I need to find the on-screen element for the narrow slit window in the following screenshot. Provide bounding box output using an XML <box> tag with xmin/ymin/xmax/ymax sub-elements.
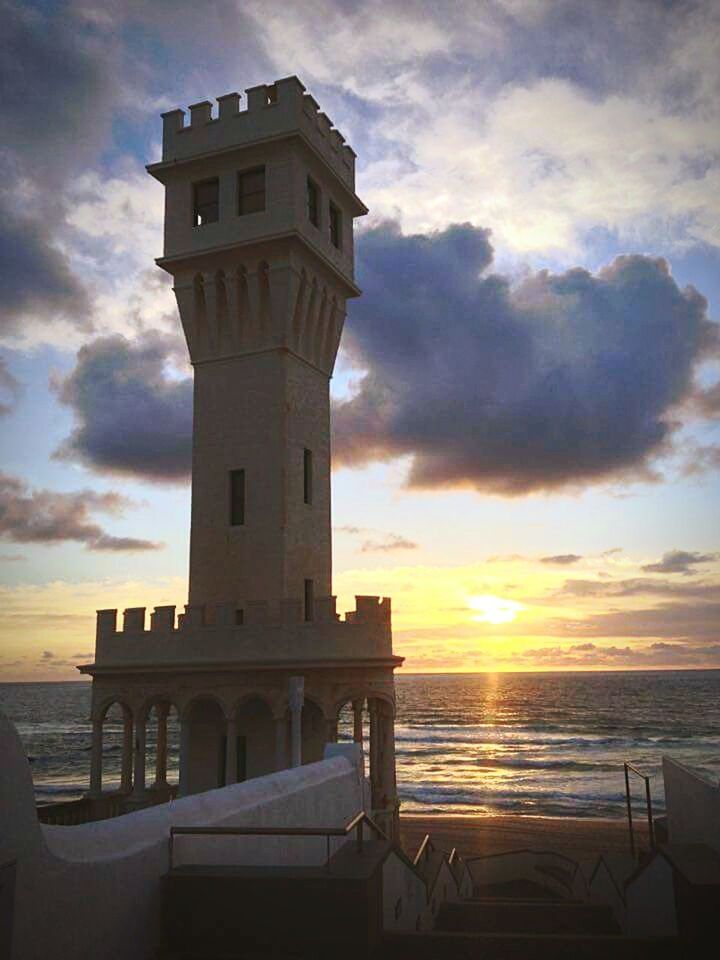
<box><xmin>303</xmin><ymin>448</ymin><xmax>313</xmax><ymax>504</ymax></box>
<box><xmin>238</xmin><ymin>166</ymin><xmax>265</xmax><ymax>215</ymax></box>
<box><xmin>304</xmin><ymin>579</ymin><xmax>314</xmax><ymax>622</ymax></box>
<box><xmin>329</xmin><ymin>201</ymin><xmax>342</xmax><ymax>249</ymax></box>
<box><xmin>193</xmin><ymin>178</ymin><xmax>219</xmax><ymax>226</ymax></box>
<box><xmin>307</xmin><ymin>177</ymin><xmax>320</xmax><ymax>227</ymax></box>
<box><xmin>229</xmin><ymin>469</ymin><xmax>245</xmax><ymax>526</ymax></box>
<box><xmin>235</xmin><ymin>608</ymin><xmax>244</xmax><ymax>626</ymax></box>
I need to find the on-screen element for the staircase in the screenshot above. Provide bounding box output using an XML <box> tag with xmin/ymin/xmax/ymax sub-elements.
<box><xmin>159</xmin><ymin>817</ymin><xmax>682</xmax><ymax>959</ymax></box>
<box><xmin>379</xmin><ymin>883</ymin><xmax>678</xmax><ymax>959</ymax></box>
<box><xmin>377</xmin><ymin>839</ymin><xmax>680</xmax><ymax>959</ymax></box>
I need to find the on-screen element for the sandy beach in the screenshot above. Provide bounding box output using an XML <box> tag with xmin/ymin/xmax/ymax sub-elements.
<box><xmin>400</xmin><ymin>814</ymin><xmax>646</xmax><ymax>862</ymax></box>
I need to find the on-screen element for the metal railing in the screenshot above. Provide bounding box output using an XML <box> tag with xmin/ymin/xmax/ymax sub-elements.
<box><xmin>168</xmin><ymin>809</ymin><xmax>387</xmax><ymax>871</ymax></box>
<box><xmin>623</xmin><ymin>761</ymin><xmax>656</xmax><ymax>858</ymax></box>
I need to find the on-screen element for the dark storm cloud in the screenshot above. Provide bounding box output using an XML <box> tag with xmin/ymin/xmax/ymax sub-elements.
<box><xmin>0</xmin><ymin>472</ymin><xmax>160</xmax><ymax>551</ymax></box>
<box><xmin>0</xmin><ymin>1</ymin><xmax>120</xmax><ymax>335</ymax></box>
<box><xmin>53</xmin><ymin>333</ymin><xmax>193</xmax><ymax>481</ymax></box>
<box><xmin>641</xmin><ymin>549</ymin><xmax>719</xmax><ymax>574</ymax></box>
<box><xmin>333</xmin><ymin>221</ymin><xmax>717</xmax><ymax>494</ymax></box>
<box><xmin>0</xmin><ymin>204</ymin><xmax>90</xmax><ymax>335</ymax></box>
<box><xmin>540</xmin><ymin>554</ymin><xmax>583</xmax><ymax>565</ymax></box>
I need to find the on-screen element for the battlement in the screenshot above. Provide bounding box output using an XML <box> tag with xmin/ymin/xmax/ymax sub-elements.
<box><xmin>91</xmin><ymin>595</ymin><xmax>393</xmax><ymax>669</ymax></box>
<box><xmin>157</xmin><ymin>76</ymin><xmax>356</xmax><ymax>191</ymax></box>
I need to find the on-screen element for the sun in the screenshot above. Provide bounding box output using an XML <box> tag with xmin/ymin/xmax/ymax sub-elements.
<box><xmin>468</xmin><ymin>594</ymin><xmax>524</xmax><ymax>625</ymax></box>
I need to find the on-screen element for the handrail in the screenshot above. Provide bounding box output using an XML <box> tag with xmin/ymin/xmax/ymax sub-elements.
<box><xmin>169</xmin><ymin>812</ymin><xmax>466</xmax><ymax>909</ymax></box>
<box><xmin>413</xmin><ymin>834</ymin><xmax>433</xmax><ymax>866</ymax></box>
<box><xmin>168</xmin><ymin>809</ymin><xmax>386</xmax><ymax>871</ymax></box>
<box><xmin>624</xmin><ymin>761</ymin><xmax>656</xmax><ymax>858</ymax></box>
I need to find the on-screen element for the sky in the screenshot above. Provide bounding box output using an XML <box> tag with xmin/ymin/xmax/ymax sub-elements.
<box><xmin>1</xmin><ymin>0</ymin><xmax>719</xmax><ymax>680</ymax></box>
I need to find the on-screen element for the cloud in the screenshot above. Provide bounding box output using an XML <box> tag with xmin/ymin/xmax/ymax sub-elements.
<box><xmin>0</xmin><ymin>1</ymin><xmax>123</xmax><ymax>338</ymax></box>
<box><xmin>0</xmin><ymin>472</ymin><xmax>160</xmax><ymax>551</ymax></box>
<box><xmin>360</xmin><ymin>534</ymin><xmax>418</xmax><ymax>553</ymax></box>
<box><xmin>53</xmin><ymin>332</ymin><xmax>193</xmax><ymax>481</ymax></box>
<box><xmin>335</xmin><ymin>525</ymin><xmax>418</xmax><ymax>552</ymax></box>
<box><xmin>641</xmin><ymin>549</ymin><xmax>719</xmax><ymax>574</ymax></box>
<box><xmin>334</xmin><ymin>221</ymin><xmax>717</xmax><ymax>494</ymax></box>
<box><xmin>0</xmin><ymin>358</ymin><xmax>21</xmax><ymax>416</ymax></box>
<box><xmin>557</xmin><ymin>577</ymin><xmax>720</xmax><ymax>601</ymax></box>
<box><xmin>511</xmin><ymin>639</ymin><xmax>720</xmax><ymax>668</ymax></box>
<box><xmin>551</xmin><ymin>602</ymin><xmax>720</xmax><ymax>641</ymax></box>
<box><xmin>540</xmin><ymin>554</ymin><xmax>583</xmax><ymax>565</ymax></box>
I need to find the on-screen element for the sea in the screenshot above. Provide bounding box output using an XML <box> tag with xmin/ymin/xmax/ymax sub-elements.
<box><xmin>2</xmin><ymin>671</ymin><xmax>719</xmax><ymax>819</ymax></box>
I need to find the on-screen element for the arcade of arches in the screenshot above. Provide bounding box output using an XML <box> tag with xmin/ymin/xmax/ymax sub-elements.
<box><xmin>88</xmin><ymin>677</ymin><xmax>397</xmax><ymax>827</ymax></box>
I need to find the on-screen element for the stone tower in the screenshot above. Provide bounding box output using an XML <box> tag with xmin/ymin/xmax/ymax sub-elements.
<box><xmin>81</xmin><ymin>78</ymin><xmax>401</xmax><ymax>839</ymax></box>
<box><xmin>156</xmin><ymin>76</ymin><xmax>365</xmax><ymax>611</ymax></box>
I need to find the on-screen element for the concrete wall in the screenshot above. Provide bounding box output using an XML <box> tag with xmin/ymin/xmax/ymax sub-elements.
<box><xmin>0</xmin><ymin>710</ymin><xmax>365</xmax><ymax>960</ymax></box>
<box><xmin>382</xmin><ymin>849</ymin><xmax>429</xmax><ymax>932</ymax></box>
<box><xmin>663</xmin><ymin>756</ymin><xmax>720</xmax><ymax>852</ymax></box>
<box><xmin>624</xmin><ymin>854</ymin><xmax>678</xmax><ymax>937</ymax></box>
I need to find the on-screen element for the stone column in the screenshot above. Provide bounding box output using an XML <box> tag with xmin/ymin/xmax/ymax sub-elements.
<box><xmin>178</xmin><ymin>716</ymin><xmax>190</xmax><ymax>797</ymax></box>
<box><xmin>369</xmin><ymin>700</ymin><xmax>380</xmax><ymax>811</ymax></box>
<box><xmin>121</xmin><ymin>711</ymin><xmax>133</xmax><ymax>792</ymax></box>
<box><xmin>89</xmin><ymin>718</ymin><xmax>103</xmax><ymax>797</ymax></box>
<box><xmin>275</xmin><ymin>715</ymin><xmax>287</xmax><ymax>772</ymax></box>
<box><xmin>225</xmin><ymin>715</ymin><xmax>238</xmax><ymax>785</ymax></box>
<box><xmin>132</xmin><ymin>709</ymin><xmax>147</xmax><ymax>799</ymax></box>
<box><xmin>379</xmin><ymin>699</ymin><xmax>399</xmax><ymax>840</ymax></box>
<box><xmin>154</xmin><ymin>703</ymin><xmax>169</xmax><ymax>787</ymax></box>
<box><xmin>289</xmin><ymin>676</ymin><xmax>304</xmax><ymax>768</ymax></box>
<box><xmin>352</xmin><ymin>699</ymin><xmax>364</xmax><ymax>745</ymax></box>
<box><xmin>325</xmin><ymin>717</ymin><xmax>338</xmax><ymax>743</ymax></box>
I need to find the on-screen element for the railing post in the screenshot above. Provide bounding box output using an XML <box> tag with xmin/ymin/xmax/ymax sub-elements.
<box><xmin>645</xmin><ymin>776</ymin><xmax>655</xmax><ymax>849</ymax></box>
<box><xmin>624</xmin><ymin>762</ymin><xmax>635</xmax><ymax>858</ymax></box>
<box><xmin>357</xmin><ymin>818</ymin><xmax>364</xmax><ymax>854</ymax></box>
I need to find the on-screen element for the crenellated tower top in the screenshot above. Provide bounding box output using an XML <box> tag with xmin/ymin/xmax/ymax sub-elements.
<box><xmin>158</xmin><ymin>76</ymin><xmax>357</xmax><ymax>189</ymax></box>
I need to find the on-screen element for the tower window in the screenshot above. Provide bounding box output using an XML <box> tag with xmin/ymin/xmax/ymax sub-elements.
<box><xmin>193</xmin><ymin>178</ymin><xmax>219</xmax><ymax>226</ymax></box>
<box><xmin>307</xmin><ymin>177</ymin><xmax>320</xmax><ymax>227</ymax></box>
<box><xmin>229</xmin><ymin>469</ymin><xmax>245</xmax><ymax>526</ymax></box>
<box><xmin>304</xmin><ymin>579</ymin><xmax>314</xmax><ymax>622</ymax></box>
<box><xmin>329</xmin><ymin>201</ymin><xmax>342</xmax><ymax>249</ymax></box>
<box><xmin>238</xmin><ymin>166</ymin><xmax>265</xmax><ymax>215</ymax></box>
<box><xmin>303</xmin><ymin>448</ymin><xmax>313</xmax><ymax>504</ymax></box>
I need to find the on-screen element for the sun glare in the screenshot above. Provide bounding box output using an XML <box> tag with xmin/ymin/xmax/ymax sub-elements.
<box><xmin>468</xmin><ymin>594</ymin><xmax>524</xmax><ymax>625</ymax></box>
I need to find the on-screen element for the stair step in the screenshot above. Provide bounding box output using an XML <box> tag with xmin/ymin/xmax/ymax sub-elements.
<box><xmin>436</xmin><ymin>899</ymin><xmax>619</xmax><ymax>935</ymax></box>
<box><xmin>378</xmin><ymin>931</ymin><xmax>680</xmax><ymax>960</ymax></box>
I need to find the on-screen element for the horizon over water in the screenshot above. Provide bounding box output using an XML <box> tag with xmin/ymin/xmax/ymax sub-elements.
<box><xmin>2</xmin><ymin>670</ymin><xmax>719</xmax><ymax>819</ymax></box>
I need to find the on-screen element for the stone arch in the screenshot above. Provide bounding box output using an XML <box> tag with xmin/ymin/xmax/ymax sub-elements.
<box><xmin>231</xmin><ymin>694</ymin><xmax>276</xmax><ymax>782</ymax></box>
<box><xmin>90</xmin><ymin>698</ymin><xmax>133</xmax><ymax>795</ymax></box>
<box><xmin>179</xmin><ymin>691</ymin><xmax>228</xmax><ymax>722</ymax></box>
<box><xmin>301</xmin><ymin>696</ymin><xmax>327</xmax><ymax>765</ymax></box>
<box><xmin>142</xmin><ymin>698</ymin><xmax>180</xmax><ymax>790</ymax></box>
<box><xmin>95</xmin><ymin>696</ymin><xmax>132</xmax><ymax>724</ymax></box>
<box><xmin>181</xmin><ymin>695</ymin><xmax>227</xmax><ymax>796</ymax></box>
<box><xmin>332</xmin><ymin>688</ymin><xmax>395</xmax><ymax>721</ymax></box>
